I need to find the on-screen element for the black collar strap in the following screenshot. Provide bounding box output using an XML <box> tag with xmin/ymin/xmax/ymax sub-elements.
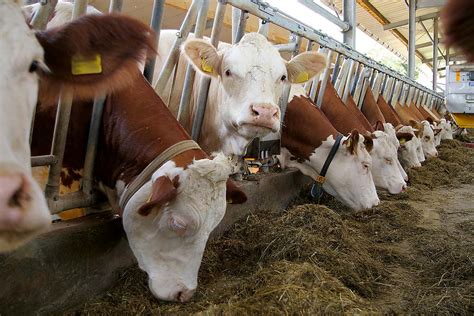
<box><xmin>310</xmin><ymin>133</ymin><xmax>344</xmax><ymax>203</ymax></box>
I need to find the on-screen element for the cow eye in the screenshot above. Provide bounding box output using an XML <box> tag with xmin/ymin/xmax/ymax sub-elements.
<box><xmin>225</xmin><ymin>69</ymin><xmax>231</xmax><ymax>77</ymax></box>
<box><xmin>29</xmin><ymin>60</ymin><xmax>38</xmax><ymax>73</ymax></box>
<box><xmin>384</xmin><ymin>158</ymin><xmax>393</xmax><ymax>164</ymax></box>
<box><xmin>280</xmin><ymin>75</ymin><xmax>287</xmax><ymax>81</ymax></box>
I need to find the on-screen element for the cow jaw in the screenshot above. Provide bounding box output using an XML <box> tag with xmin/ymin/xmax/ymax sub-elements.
<box><xmin>122</xmin><ymin>154</ymin><xmax>234</xmax><ymax>302</ymax></box>
<box><xmin>0</xmin><ymin>2</ymin><xmax>51</xmax><ymax>251</ymax></box>
<box><xmin>369</xmin><ymin>132</ymin><xmax>406</xmax><ymax>194</ymax></box>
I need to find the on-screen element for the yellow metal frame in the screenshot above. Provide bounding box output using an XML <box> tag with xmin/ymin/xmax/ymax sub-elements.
<box><xmin>451</xmin><ymin>113</ymin><xmax>474</xmax><ymax>129</ymax></box>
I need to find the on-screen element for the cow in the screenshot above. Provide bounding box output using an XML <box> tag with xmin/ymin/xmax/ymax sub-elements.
<box><xmin>408</xmin><ymin>120</ymin><xmax>438</xmax><ymax>158</ymax></box>
<box><xmin>154</xmin><ymin>30</ymin><xmax>327</xmax><ymax>155</ymax></box>
<box><xmin>437</xmin><ymin>118</ymin><xmax>454</xmax><ymax>143</ymax></box>
<box><xmin>0</xmin><ymin>1</ymin><xmax>155</xmax><ymax>251</ymax></box>
<box><xmin>395</xmin><ymin>125</ymin><xmax>421</xmax><ymax>169</ymax></box>
<box><xmin>32</xmin><ymin>68</ymin><xmax>247</xmax><ymax>303</ymax></box>
<box><xmin>316</xmin><ymin>82</ymin><xmax>406</xmax><ymax>194</ymax></box>
<box><xmin>279</xmin><ymin>86</ymin><xmax>379</xmax><ymax>210</ymax></box>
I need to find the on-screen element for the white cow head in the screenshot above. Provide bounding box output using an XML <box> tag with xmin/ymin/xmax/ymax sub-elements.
<box><xmin>367</xmin><ymin>131</ymin><xmax>406</xmax><ymax>194</ymax></box>
<box><xmin>411</xmin><ymin>121</ymin><xmax>438</xmax><ymax>159</ymax></box>
<box><xmin>0</xmin><ymin>1</ymin><xmax>51</xmax><ymax>251</ymax></box>
<box><xmin>438</xmin><ymin>118</ymin><xmax>454</xmax><ymax>141</ymax></box>
<box><xmin>183</xmin><ymin>33</ymin><xmax>326</xmax><ymax>155</ymax></box>
<box><xmin>123</xmin><ymin>154</ymin><xmax>242</xmax><ymax>302</ymax></box>
<box><xmin>280</xmin><ymin>131</ymin><xmax>379</xmax><ymax>210</ymax></box>
<box><xmin>396</xmin><ymin>126</ymin><xmax>420</xmax><ymax>169</ymax></box>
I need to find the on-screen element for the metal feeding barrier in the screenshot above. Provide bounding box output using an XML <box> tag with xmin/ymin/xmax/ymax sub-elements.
<box><xmin>29</xmin><ymin>0</ymin><xmax>444</xmax><ymax>215</ymax></box>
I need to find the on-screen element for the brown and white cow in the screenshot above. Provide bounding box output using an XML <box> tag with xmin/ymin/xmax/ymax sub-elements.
<box><xmin>279</xmin><ymin>86</ymin><xmax>379</xmax><ymax>210</ymax></box>
<box><xmin>32</xmin><ymin>71</ymin><xmax>247</xmax><ymax>302</ymax></box>
<box><xmin>316</xmin><ymin>82</ymin><xmax>407</xmax><ymax>194</ymax></box>
<box><xmin>0</xmin><ymin>1</ymin><xmax>154</xmax><ymax>252</ymax></box>
<box><xmin>155</xmin><ymin>30</ymin><xmax>327</xmax><ymax>155</ymax></box>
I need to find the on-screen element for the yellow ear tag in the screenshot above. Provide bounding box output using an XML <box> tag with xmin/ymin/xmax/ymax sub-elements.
<box><xmin>201</xmin><ymin>57</ymin><xmax>214</xmax><ymax>73</ymax></box>
<box><xmin>71</xmin><ymin>54</ymin><xmax>102</xmax><ymax>75</ymax></box>
<box><xmin>294</xmin><ymin>71</ymin><xmax>309</xmax><ymax>83</ymax></box>
<box><xmin>399</xmin><ymin>138</ymin><xmax>406</xmax><ymax>145</ymax></box>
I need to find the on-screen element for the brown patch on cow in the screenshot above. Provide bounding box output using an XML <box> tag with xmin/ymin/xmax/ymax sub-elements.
<box><xmin>408</xmin><ymin>120</ymin><xmax>423</xmax><ymax>137</ymax></box>
<box><xmin>377</xmin><ymin>96</ymin><xmax>402</xmax><ymax>126</ymax></box>
<box><xmin>282</xmin><ymin>96</ymin><xmax>339</xmax><ymax>160</ymax></box>
<box><xmin>343</xmin><ymin>130</ymin><xmax>360</xmax><ymax>155</ymax></box>
<box><xmin>426</xmin><ymin>117</ymin><xmax>434</xmax><ymax>125</ymax></box>
<box><xmin>60</xmin><ymin>168</ymin><xmax>82</xmax><ymax>188</ymax></box>
<box><xmin>137</xmin><ymin>175</ymin><xmax>179</xmax><ymax>216</ymax></box>
<box><xmin>442</xmin><ymin>0</ymin><xmax>474</xmax><ymax>62</ymax></box>
<box><xmin>396</xmin><ymin>132</ymin><xmax>414</xmax><ymax>143</ymax></box>
<box><xmin>35</xmin><ymin>14</ymin><xmax>156</xmax><ymax>104</ymax></box>
<box><xmin>363</xmin><ymin>133</ymin><xmax>374</xmax><ymax>153</ymax></box>
<box><xmin>320</xmin><ymin>80</ymin><xmax>374</xmax><ymax>134</ymax></box>
<box><xmin>362</xmin><ymin>87</ymin><xmax>386</xmax><ymax>126</ymax></box>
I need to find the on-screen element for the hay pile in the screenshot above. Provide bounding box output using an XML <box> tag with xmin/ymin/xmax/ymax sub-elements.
<box><xmin>72</xmin><ymin>140</ymin><xmax>473</xmax><ymax>315</ymax></box>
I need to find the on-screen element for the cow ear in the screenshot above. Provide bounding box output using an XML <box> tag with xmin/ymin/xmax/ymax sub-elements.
<box><xmin>287</xmin><ymin>52</ymin><xmax>326</xmax><ymax>84</ymax></box>
<box><xmin>396</xmin><ymin>132</ymin><xmax>414</xmax><ymax>145</ymax></box>
<box><xmin>343</xmin><ymin>130</ymin><xmax>360</xmax><ymax>155</ymax></box>
<box><xmin>35</xmin><ymin>14</ymin><xmax>156</xmax><ymax>104</ymax></box>
<box><xmin>373</xmin><ymin>121</ymin><xmax>384</xmax><ymax>131</ymax></box>
<box><xmin>226</xmin><ymin>178</ymin><xmax>247</xmax><ymax>204</ymax></box>
<box><xmin>182</xmin><ymin>38</ymin><xmax>221</xmax><ymax>77</ymax></box>
<box><xmin>137</xmin><ymin>175</ymin><xmax>180</xmax><ymax>216</ymax></box>
<box><xmin>364</xmin><ymin>133</ymin><xmax>374</xmax><ymax>153</ymax></box>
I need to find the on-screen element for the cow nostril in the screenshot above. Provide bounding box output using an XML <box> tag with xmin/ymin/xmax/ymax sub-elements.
<box><xmin>251</xmin><ymin>107</ymin><xmax>259</xmax><ymax>117</ymax></box>
<box><xmin>176</xmin><ymin>291</ymin><xmax>183</xmax><ymax>302</ymax></box>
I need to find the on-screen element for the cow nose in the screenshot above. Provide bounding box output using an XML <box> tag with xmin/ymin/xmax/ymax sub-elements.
<box><xmin>250</xmin><ymin>104</ymin><xmax>279</xmax><ymax>129</ymax></box>
<box><xmin>0</xmin><ymin>174</ymin><xmax>27</xmax><ymax>228</ymax></box>
<box><xmin>175</xmin><ymin>288</ymin><xmax>196</xmax><ymax>303</ymax></box>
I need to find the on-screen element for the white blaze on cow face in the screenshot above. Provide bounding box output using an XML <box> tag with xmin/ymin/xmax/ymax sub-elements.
<box><xmin>396</xmin><ymin>126</ymin><xmax>421</xmax><ymax>169</ymax></box>
<box><xmin>122</xmin><ymin>153</ymin><xmax>236</xmax><ymax>302</ymax></box>
<box><xmin>0</xmin><ymin>1</ymin><xmax>51</xmax><ymax>252</ymax></box>
<box><xmin>419</xmin><ymin>121</ymin><xmax>438</xmax><ymax>158</ymax></box>
<box><xmin>369</xmin><ymin>131</ymin><xmax>406</xmax><ymax>194</ymax></box>
<box><xmin>280</xmin><ymin>134</ymin><xmax>379</xmax><ymax>210</ymax></box>
<box><xmin>183</xmin><ymin>33</ymin><xmax>326</xmax><ymax>155</ymax></box>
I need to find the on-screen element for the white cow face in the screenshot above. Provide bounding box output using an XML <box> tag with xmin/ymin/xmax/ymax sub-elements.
<box><xmin>438</xmin><ymin>119</ymin><xmax>454</xmax><ymax>141</ymax></box>
<box><xmin>382</xmin><ymin>123</ymin><xmax>399</xmax><ymax>148</ymax></box>
<box><xmin>368</xmin><ymin>131</ymin><xmax>406</xmax><ymax>194</ymax></box>
<box><xmin>183</xmin><ymin>33</ymin><xmax>326</xmax><ymax>154</ymax></box>
<box><xmin>281</xmin><ymin>131</ymin><xmax>379</xmax><ymax>210</ymax></box>
<box><xmin>123</xmin><ymin>154</ymin><xmax>237</xmax><ymax>302</ymax></box>
<box><xmin>0</xmin><ymin>1</ymin><xmax>50</xmax><ymax>251</ymax></box>
<box><xmin>419</xmin><ymin>121</ymin><xmax>438</xmax><ymax>158</ymax></box>
<box><xmin>396</xmin><ymin>127</ymin><xmax>420</xmax><ymax>169</ymax></box>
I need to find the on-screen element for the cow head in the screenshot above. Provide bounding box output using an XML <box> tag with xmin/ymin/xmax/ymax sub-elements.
<box><xmin>123</xmin><ymin>153</ymin><xmax>246</xmax><ymax>302</ymax></box>
<box><xmin>183</xmin><ymin>33</ymin><xmax>326</xmax><ymax>155</ymax></box>
<box><xmin>438</xmin><ymin>118</ymin><xmax>454</xmax><ymax>141</ymax></box>
<box><xmin>0</xmin><ymin>1</ymin><xmax>51</xmax><ymax>251</ymax></box>
<box><xmin>395</xmin><ymin>126</ymin><xmax>420</xmax><ymax>169</ymax></box>
<box><xmin>411</xmin><ymin>121</ymin><xmax>438</xmax><ymax>158</ymax></box>
<box><xmin>366</xmin><ymin>131</ymin><xmax>406</xmax><ymax>194</ymax></box>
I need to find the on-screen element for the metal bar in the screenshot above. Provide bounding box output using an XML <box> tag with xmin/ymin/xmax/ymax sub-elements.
<box><xmin>298</xmin><ymin>0</ymin><xmax>350</xmax><ymax>31</ymax></box>
<box><xmin>390</xmin><ymin>81</ymin><xmax>402</xmax><ymax>106</ymax></box>
<box><xmin>48</xmin><ymin>191</ymin><xmax>101</xmax><ymax>215</ymax></box>
<box><xmin>177</xmin><ymin>0</ymin><xmax>211</xmax><ymax>124</ymax></box>
<box><xmin>232</xmin><ymin>7</ymin><xmax>241</xmax><ymax>43</ymax></box>
<box><xmin>304</xmin><ymin>40</ymin><xmax>315</xmax><ymax>93</ymax></box>
<box><xmin>31</xmin><ymin>155</ymin><xmax>57</xmax><ymax>167</ymax></box>
<box><xmin>72</xmin><ymin>0</ymin><xmax>88</xmax><ymax>18</ymax></box>
<box><xmin>31</xmin><ymin>0</ymin><xmax>58</xmax><ymax>29</ymax></box>
<box><xmin>258</xmin><ymin>19</ymin><xmax>269</xmax><ymax>37</ymax></box>
<box><xmin>234</xmin><ymin>9</ymin><xmax>248</xmax><ymax>43</ymax></box>
<box><xmin>358</xmin><ymin>68</ymin><xmax>373</xmax><ymax>108</ymax></box>
<box><xmin>315</xmin><ymin>50</ymin><xmax>334</xmax><ymax>107</ymax></box>
<box><xmin>331</xmin><ymin>53</ymin><xmax>342</xmax><ymax>85</ymax></box>
<box><xmin>408</xmin><ymin>0</ymin><xmax>416</xmax><ymax>79</ymax></box>
<box><xmin>353</xmin><ymin>67</ymin><xmax>370</xmax><ymax>107</ymax></box>
<box><xmin>279</xmin><ymin>34</ymin><xmax>301</xmax><ymax>122</ymax></box>
<box><xmin>335</xmin><ymin>58</ymin><xmax>350</xmax><ymax>97</ymax></box>
<box><xmin>343</xmin><ymin>0</ymin><xmax>355</xmax><ymax>47</ymax></box>
<box><xmin>342</xmin><ymin>59</ymin><xmax>355</xmax><ymax>103</ymax></box>
<box><xmin>416</xmin><ymin>39</ymin><xmax>444</xmax><ymax>49</ymax></box>
<box><xmin>371</xmin><ymin>71</ymin><xmax>383</xmax><ymax>100</ymax></box>
<box><xmin>309</xmin><ymin>47</ymin><xmax>327</xmax><ymax>101</ymax></box>
<box><xmin>406</xmin><ymin>86</ymin><xmax>415</xmax><ymax>106</ymax></box>
<box><xmin>419</xmin><ymin>20</ymin><xmax>445</xmax><ymax>60</ymax></box>
<box><xmin>350</xmin><ymin>62</ymin><xmax>362</xmax><ymax>96</ymax></box>
<box><xmin>224</xmin><ymin>0</ymin><xmax>442</xmax><ymax>100</ymax></box>
<box><xmin>383</xmin><ymin>12</ymin><xmax>439</xmax><ymax>31</ymax></box>
<box><xmin>191</xmin><ymin>0</ymin><xmax>226</xmax><ymax>141</ymax></box>
<box><xmin>275</xmin><ymin>42</ymin><xmax>298</xmax><ymax>52</ymax></box>
<box><xmin>382</xmin><ymin>77</ymin><xmax>393</xmax><ymax>101</ymax></box>
<box><xmin>417</xmin><ymin>0</ymin><xmax>446</xmax><ymax>8</ymax></box>
<box><xmin>433</xmin><ymin>17</ymin><xmax>439</xmax><ymax>92</ymax></box>
<box><xmin>108</xmin><ymin>0</ymin><xmax>123</xmax><ymax>12</ymax></box>
<box><xmin>154</xmin><ymin>0</ymin><xmax>200</xmax><ymax>95</ymax></box>
<box><xmin>143</xmin><ymin>0</ymin><xmax>165</xmax><ymax>83</ymax></box>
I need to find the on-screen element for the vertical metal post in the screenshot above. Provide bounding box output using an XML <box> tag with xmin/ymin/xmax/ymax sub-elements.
<box><xmin>191</xmin><ymin>0</ymin><xmax>226</xmax><ymax>141</ymax></box>
<box><xmin>309</xmin><ymin>47</ymin><xmax>327</xmax><ymax>101</ymax></box>
<box><xmin>316</xmin><ymin>50</ymin><xmax>334</xmax><ymax>107</ymax></box>
<box><xmin>343</xmin><ymin>0</ymin><xmax>356</xmax><ymax>47</ymax></box>
<box><xmin>358</xmin><ymin>68</ymin><xmax>374</xmax><ymax>108</ymax></box>
<box><xmin>155</xmin><ymin>0</ymin><xmax>200</xmax><ymax>95</ymax></box>
<box><xmin>31</xmin><ymin>0</ymin><xmax>58</xmax><ymax>29</ymax></box>
<box><xmin>279</xmin><ymin>34</ymin><xmax>301</xmax><ymax>121</ymax></box>
<box><xmin>382</xmin><ymin>77</ymin><xmax>393</xmax><ymax>101</ymax></box>
<box><xmin>335</xmin><ymin>58</ymin><xmax>350</xmax><ymax>97</ymax></box>
<box><xmin>408</xmin><ymin>0</ymin><xmax>416</xmax><ymax>79</ymax></box>
<box><xmin>72</xmin><ymin>0</ymin><xmax>88</xmax><ymax>18</ymax></box>
<box><xmin>342</xmin><ymin>59</ymin><xmax>355</xmax><ymax>103</ymax></box>
<box><xmin>232</xmin><ymin>7</ymin><xmax>241</xmax><ymax>43</ymax></box>
<box><xmin>432</xmin><ymin>17</ymin><xmax>438</xmax><ymax>92</ymax></box>
<box><xmin>331</xmin><ymin>53</ymin><xmax>342</xmax><ymax>85</ymax></box>
<box><xmin>108</xmin><ymin>0</ymin><xmax>123</xmax><ymax>12</ymax></box>
<box><xmin>177</xmin><ymin>0</ymin><xmax>211</xmax><ymax>124</ymax></box>
<box><xmin>304</xmin><ymin>40</ymin><xmax>315</xmax><ymax>93</ymax></box>
<box><xmin>234</xmin><ymin>9</ymin><xmax>248</xmax><ymax>43</ymax></box>
<box><xmin>143</xmin><ymin>0</ymin><xmax>165</xmax><ymax>83</ymax></box>
<box><xmin>258</xmin><ymin>19</ymin><xmax>269</xmax><ymax>37</ymax></box>
<box><xmin>350</xmin><ymin>62</ymin><xmax>362</xmax><ymax>96</ymax></box>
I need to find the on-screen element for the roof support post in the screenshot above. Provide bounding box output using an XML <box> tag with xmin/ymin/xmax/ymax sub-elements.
<box><xmin>433</xmin><ymin>17</ymin><xmax>439</xmax><ymax>91</ymax></box>
<box><xmin>343</xmin><ymin>0</ymin><xmax>356</xmax><ymax>48</ymax></box>
<box><xmin>408</xmin><ymin>0</ymin><xmax>416</xmax><ymax>79</ymax></box>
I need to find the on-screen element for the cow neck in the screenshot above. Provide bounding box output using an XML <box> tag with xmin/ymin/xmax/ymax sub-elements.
<box><xmin>377</xmin><ymin>95</ymin><xmax>402</xmax><ymax>126</ymax></box>
<box><xmin>361</xmin><ymin>87</ymin><xmax>386</xmax><ymax>126</ymax></box>
<box><xmin>282</xmin><ymin>96</ymin><xmax>338</xmax><ymax>160</ymax></box>
<box><xmin>320</xmin><ymin>80</ymin><xmax>373</xmax><ymax>134</ymax></box>
<box><xmin>95</xmin><ymin>74</ymin><xmax>207</xmax><ymax>188</ymax></box>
